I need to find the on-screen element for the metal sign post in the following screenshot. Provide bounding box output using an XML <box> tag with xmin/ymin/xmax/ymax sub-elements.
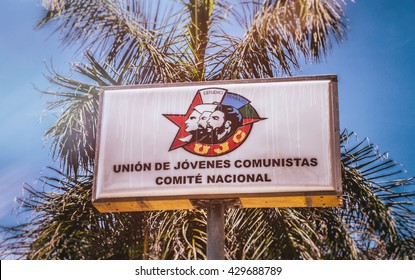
<box><xmin>207</xmin><ymin>200</ymin><xmax>225</xmax><ymax>260</ymax></box>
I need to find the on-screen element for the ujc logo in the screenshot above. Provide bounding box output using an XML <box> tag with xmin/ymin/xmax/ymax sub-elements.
<box><xmin>164</xmin><ymin>88</ymin><xmax>265</xmax><ymax>157</ymax></box>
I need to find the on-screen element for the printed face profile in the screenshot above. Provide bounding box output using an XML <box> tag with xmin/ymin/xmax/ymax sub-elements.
<box><xmin>198</xmin><ymin>111</ymin><xmax>212</xmax><ymax>130</ymax></box>
<box><xmin>184</xmin><ymin>110</ymin><xmax>201</xmax><ymax>132</ymax></box>
<box><xmin>179</xmin><ymin>104</ymin><xmax>218</xmax><ymax>143</ymax></box>
<box><xmin>207</xmin><ymin>110</ymin><xmax>225</xmax><ymax>132</ymax></box>
<box><xmin>165</xmin><ymin>88</ymin><xmax>263</xmax><ymax>156</ymax></box>
<box><xmin>203</xmin><ymin>104</ymin><xmax>242</xmax><ymax>144</ymax></box>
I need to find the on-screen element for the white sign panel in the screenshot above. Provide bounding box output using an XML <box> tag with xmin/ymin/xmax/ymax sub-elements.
<box><xmin>93</xmin><ymin>76</ymin><xmax>341</xmax><ymax>211</ymax></box>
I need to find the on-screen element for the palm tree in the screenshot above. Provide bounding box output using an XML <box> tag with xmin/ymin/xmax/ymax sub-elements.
<box><xmin>1</xmin><ymin>0</ymin><xmax>414</xmax><ymax>259</ymax></box>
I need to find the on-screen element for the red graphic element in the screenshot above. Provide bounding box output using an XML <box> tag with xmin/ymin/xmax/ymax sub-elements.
<box><xmin>164</xmin><ymin>90</ymin><xmax>264</xmax><ymax>157</ymax></box>
<box><xmin>185</xmin><ymin>125</ymin><xmax>252</xmax><ymax>157</ymax></box>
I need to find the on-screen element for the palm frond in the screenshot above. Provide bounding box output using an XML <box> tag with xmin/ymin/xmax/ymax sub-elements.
<box><xmin>38</xmin><ymin>0</ymin><xmax>189</xmax><ymax>83</ymax></box>
<box><xmin>217</xmin><ymin>0</ymin><xmax>348</xmax><ymax>79</ymax></box>
<box><xmin>41</xmin><ymin>63</ymin><xmax>99</xmax><ymax>177</ymax></box>
<box><xmin>147</xmin><ymin>210</ymin><xmax>207</xmax><ymax>260</ymax></box>
<box><xmin>0</xmin><ymin>167</ymin><xmax>148</xmax><ymax>259</ymax></box>
<box><xmin>340</xmin><ymin>130</ymin><xmax>415</xmax><ymax>258</ymax></box>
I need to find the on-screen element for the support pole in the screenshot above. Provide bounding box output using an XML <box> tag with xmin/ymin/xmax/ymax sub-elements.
<box><xmin>207</xmin><ymin>200</ymin><xmax>225</xmax><ymax>260</ymax></box>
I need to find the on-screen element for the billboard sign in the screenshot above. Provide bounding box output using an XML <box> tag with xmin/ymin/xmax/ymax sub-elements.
<box><xmin>92</xmin><ymin>76</ymin><xmax>342</xmax><ymax>212</ymax></box>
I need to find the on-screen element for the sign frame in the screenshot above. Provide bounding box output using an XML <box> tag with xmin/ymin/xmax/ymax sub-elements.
<box><xmin>92</xmin><ymin>75</ymin><xmax>342</xmax><ymax>212</ymax></box>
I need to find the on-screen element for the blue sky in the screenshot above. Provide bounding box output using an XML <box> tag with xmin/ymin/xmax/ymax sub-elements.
<box><xmin>0</xmin><ymin>0</ymin><xmax>414</xmax><ymax>228</ymax></box>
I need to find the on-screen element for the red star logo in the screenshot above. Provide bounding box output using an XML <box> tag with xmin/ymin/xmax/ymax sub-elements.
<box><xmin>164</xmin><ymin>89</ymin><xmax>265</xmax><ymax>156</ymax></box>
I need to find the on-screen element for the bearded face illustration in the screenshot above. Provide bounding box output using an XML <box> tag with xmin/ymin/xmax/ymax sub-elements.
<box><xmin>164</xmin><ymin>88</ymin><xmax>264</xmax><ymax>156</ymax></box>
